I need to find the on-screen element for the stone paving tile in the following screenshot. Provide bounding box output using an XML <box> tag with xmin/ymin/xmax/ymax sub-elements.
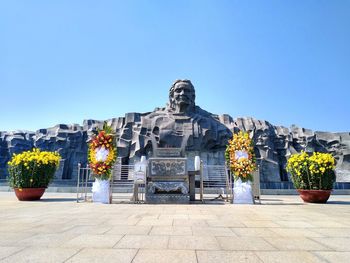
<box><xmin>2</xmin><ymin>193</ymin><xmax>350</xmax><ymax>262</ymax></box>
<box><xmin>149</xmin><ymin>226</ymin><xmax>192</xmax><ymax>236</ymax></box>
<box><xmin>308</xmin><ymin>220</ymin><xmax>349</xmax><ymax>228</ymax></box>
<box><xmin>62</xmin><ymin>234</ymin><xmax>123</xmax><ymax>248</ymax></box>
<box><xmin>105</xmin><ymin>225</ymin><xmax>152</xmax><ymax>235</ymax></box>
<box><xmin>128</xmin><ymin>214</ymin><xmax>159</xmax><ymax>220</ymax></box>
<box><xmin>274</xmin><ymin>220</ymin><xmax>316</xmax><ymax>228</ymax></box>
<box><xmin>311</xmin><ymin>237</ymin><xmax>350</xmax><ymax>251</ymax></box>
<box><xmin>217</xmin><ymin>237</ymin><xmax>276</xmax><ymax>251</ymax></box>
<box><xmin>67</xmin><ymin>218</ymin><xmax>107</xmax><ymax>225</ymax></box>
<box><xmin>310</xmin><ymin>227</ymin><xmax>350</xmax><ymax>237</ymax></box>
<box><xmin>0</xmin><ymin>246</ymin><xmax>25</xmax><ymax>261</ymax></box>
<box><xmin>24</xmin><ymin>223</ymin><xmax>75</xmax><ymax>234</ymax></box>
<box><xmin>269</xmin><ymin>228</ymin><xmax>325</xmax><ymax>238</ymax></box>
<box><xmin>231</xmin><ymin>228</ymin><xmax>280</xmax><ymax>237</ymax></box>
<box><xmin>15</xmin><ymin>233</ymin><xmax>77</xmax><ymax>248</ymax></box>
<box><xmin>63</xmin><ymin>225</ymin><xmax>112</xmax><ymax>235</ymax></box>
<box><xmin>188</xmin><ymin>214</ymin><xmax>218</xmax><ymax>220</ymax></box>
<box><xmin>2</xmin><ymin>247</ymin><xmax>80</xmax><ymax>263</ymax></box>
<box><xmin>263</xmin><ymin>237</ymin><xmax>331</xmax><ymax>251</ymax></box>
<box><xmin>192</xmin><ymin>226</ymin><xmax>237</xmax><ymax>237</ymax></box>
<box><xmin>67</xmin><ymin>248</ymin><xmax>137</xmax><ymax>263</ymax></box>
<box><xmin>173</xmin><ymin>219</ymin><xmax>208</xmax><ymax>227</ymax></box>
<box><xmin>0</xmin><ymin>232</ymin><xmax>34</xmax><ymax>246</ymax></box>
<box><xmin>241</xmin><ymin>220</ymin><xmax>281</xmax><ymax>228</ymax></box>
<box><xmin>313</xmin><ymin>251</ymin><xmax>350</xmax><ymax>263</ymax></box>
<box><xmin>168</xmin><ymin>236</ymin><xmax>220</xmax><ymax>250</ymax></box>
<box><xmin>34</xmin><ymin>217</ymin><xmax>74</xmax><ymax>225</ymax></box>
<box><xmin>255</xmin><ymin>251</ymin><xmax>325</xmax><ymax>263</ymax></box>
<box><xmin>104</xmin><ymin>218</ymin><xmax>141</xmax><ymax>226</ymax></box>
<box><xmin>196</xmin><ymin>250</ymin><xmax>262</xmax><ymax>263</ymax></box>
<box><xmin>206</xmin><ymin>219</ymin><xmax>245</xmax><ymax>228</ymax></box>
<box><xmin>0</xmin><ymin>223</ymin><xmax>33</xmax><ymax>233</ymax></box>
<box><xmin>137</xmin><ymin>218</ymin><xmax>173</xmax><ymax>226</ymax></box>
<box><xmin>133</xmin><ymin>249</ymin><xmax>197</xmax><ymax>263</ymax></box>
<box><xmin>158</xmin><ymin>214</ymin><xmax>189</xmax><ymax>220</ymax></box>
<box><xmin>115</xmin><ymin>235</ymin><xmax>169</xmax><ymax>249</ymax></box>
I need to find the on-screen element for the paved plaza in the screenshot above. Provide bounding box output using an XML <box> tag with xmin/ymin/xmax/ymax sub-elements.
<box><xmin>0</xmin><ymin>192</ymin><xmax>350</xmax><ymax>263</ymax></box>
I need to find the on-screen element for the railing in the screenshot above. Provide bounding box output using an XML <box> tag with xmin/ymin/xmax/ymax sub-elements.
<box><xmin>200</xmin><ymin>164</ymin><xmax>233</xmax><ymax>202</ymax></box>
<box><xmin>76</xmin><ymin>163</ymin><xmax>145</xmax><ymax>203</ymax></box>
<box><xmin>252</xmin><ymin>167</ymin><xmax>261</xmax><ymax>204</ymax></box>
<box><xmin>110</xmin><ymin>164</ymin><xmax>145</xmax><ymax>203</ymax></box>
<box><xmin>77</xmin><ymin>162</ymin><xmax>260</xmax><ymax>204</ymax></box>
<box><xmin>76</xmin><ymin>163</ymin><xmax>93</xmax><ymax>202</ymax></box>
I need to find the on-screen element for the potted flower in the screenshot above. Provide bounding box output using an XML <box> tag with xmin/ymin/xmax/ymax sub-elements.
<box><xmin>7</xmin><ymin>148</ymin><xmax>61</xmax><ymax>201</ymax></box>
<box><xmin>226</xmin><ymin>131</ymin><xmax>257</xmax><ymax>204</ymax></box>
<box><xmin>88</xmin><ymin>123</ymin><xmax>117</xmax><ymax>204</ymax></box>
<box><xmin>286</xmin><ymin>151</ymin><xmax>336</xmax><ymax>203</ymax></box>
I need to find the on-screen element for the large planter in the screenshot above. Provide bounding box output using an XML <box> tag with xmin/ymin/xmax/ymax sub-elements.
<box><xmin>14</xmin><ymin>188</ymin><xmax>46</xmax><ymax>201</ymax></box>
<box><xmin>297</xmin><ymin>189</ymin><xmax>332</xmax><ymax>203</ymax></box>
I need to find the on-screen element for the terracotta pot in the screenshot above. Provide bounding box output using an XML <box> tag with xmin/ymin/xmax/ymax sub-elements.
<box><xmin>297</xmin><ymin>189</ymin><xmax>332</xmax><ymax>203</ymax></box>
<box><xmin>14</xmin><ymin>188</ymin><xmax>46</xmax><ymax>201</ymax></box>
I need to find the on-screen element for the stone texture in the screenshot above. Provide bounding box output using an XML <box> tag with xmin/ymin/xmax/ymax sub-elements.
<box><xmin>168</xmin><ymin>236</ymin><xmax>220</xmax><ymax>250</ymax></box>
<box><xmin>255</xmin><ymin>251</ymin><xmax>324</xmax><ymax>263</ymax></box>
<box><xmin>196</xmin><ymin>251</ymin><xmax>262</xmax><ymax>263</ymax></box>
<box><xmin>1</xmin><ymin>192</ymin><xmax>350</xmax><ymax>262</ymax></box>
<box><xmin>313</xmin><ymin>252</ymin><xmax>350</xmax><ymax>263</ymax></box>
<box><xmin>0</xmin><ymin>246</ymin><xmax>25</xmax><ymax>261</ymax></box>
<box><xmin>133</xmin><ymin>249</ymin><xmax>197</xmax><ymax>263</ymax></box>
<box><xmin>1</xmin><ymin>247</ymin><xmax>80</xmax><ymax>263</ymax></box>
<box><xmin>1</xmin><ymin>79</ymin><xmax>349</xmax><ymax>185</ymax></box>
<box><xmin>263</xmin><ymin>237</ymin><xmax>331</xmax><ymax>251</ymax></box>
<box><xmin>115</xmin><ymin>235</ymin><xmax>169</xmax><ymax>249</ymax></box>
<box><xmin>149</xmin><ymin>226</ymin><xmax>192</xmax><ymax>236</ymax></box>
<box><xmin>216</xmin><ymin>236</ymin><xmax>277</xmax><ymax>251</ymax></box>
<box><xmin>310</xmin><ymin>237</ymin><xmax>350</xmax><ymax>251</ymax></box>
<box><xmin>61</xmin><ymin>234</ymin><xmax>123</xmax><ymax>248</ymax></box>
<box><xmin>67</xmin><ymin>248</ymin><xmax>137</xmax><ymax>263</ymax></box>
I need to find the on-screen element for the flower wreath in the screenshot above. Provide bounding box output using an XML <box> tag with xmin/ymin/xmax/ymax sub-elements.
<box><xmin>88</xmin><ymin>123</ymin><xmax>117</xmax><ymax>180</ymax></box>
<box><xmin>225</xmin><ymin>131</ymin><xmax>257</xmax><ymax>182</ymax></box>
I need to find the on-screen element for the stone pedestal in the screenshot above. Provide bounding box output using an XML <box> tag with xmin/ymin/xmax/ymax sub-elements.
<box><xmin>145</xmin><ymin>157</ymin><xmax>189</xmax><ymax>204</ymax></box>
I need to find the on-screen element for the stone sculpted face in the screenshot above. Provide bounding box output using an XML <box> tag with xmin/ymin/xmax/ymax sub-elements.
<box><xmin>169</xmin><ymin>80</ymin><xmax>195</xmax><ymax>113</ymax></box>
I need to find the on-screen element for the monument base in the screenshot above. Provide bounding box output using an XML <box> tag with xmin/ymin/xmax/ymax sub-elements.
<box><xmin>145</xmin><ymin>194</ymin><xmax>190</xmax><ymax>204</ymax></box>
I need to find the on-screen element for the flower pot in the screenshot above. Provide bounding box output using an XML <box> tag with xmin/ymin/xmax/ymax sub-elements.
<box><xmin>14</xmin><ymin>188</ymin><xmax>46</xmax><ymax>201</ymax></box>
<box><xmin>297</xmin><ymin>189</ymin><xmax>332</xmax><ymax>203</ymax></box>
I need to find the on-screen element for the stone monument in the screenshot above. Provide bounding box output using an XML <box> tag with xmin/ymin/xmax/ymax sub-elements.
<box><xmin>0</xmin><ymin>79</ymin><xmax>350</xmax><ymax>189</ymax></box>
<box><xmin>146</xmin><ymin>148</ymin><xmax>189</xmax><ymax>204</ymax></box>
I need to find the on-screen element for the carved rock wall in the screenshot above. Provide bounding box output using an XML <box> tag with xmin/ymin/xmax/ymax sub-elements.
<box><xmin>1</xmin><ymin>115</ymin><xmax>349</xmax><ymax>183</ymax></box>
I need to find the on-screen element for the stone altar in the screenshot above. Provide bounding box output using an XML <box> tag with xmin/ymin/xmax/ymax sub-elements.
<box><xmin>145</xmin><ymin>147</ymin><xmax>189</xmax><ymax>204</ymax></box>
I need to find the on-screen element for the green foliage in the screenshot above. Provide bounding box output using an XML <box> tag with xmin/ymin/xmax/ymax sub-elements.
<box><xmin>7</xmin><ymin>149</ymin><xmax>61</xmax><ymax>188</ymax></box>
<box><xmin>8</xmin><ymin>163</ymin><xmax>58</xmax><ymax>188</ymax></box>
<box><xmin>286</xmin><ymin>151</ymin><xmax>336</xmax><ymax>190</ymax></box>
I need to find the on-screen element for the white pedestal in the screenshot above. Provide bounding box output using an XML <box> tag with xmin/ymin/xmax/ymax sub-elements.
<box><xmin>233</xmin><ymin>178</ymin><xmax>253</xmax><ymax>204</ymax></box>
<box><xmin>92</xmin><ymin>179</ymin><xmax>110</xmax><ymax>204</ymax></box>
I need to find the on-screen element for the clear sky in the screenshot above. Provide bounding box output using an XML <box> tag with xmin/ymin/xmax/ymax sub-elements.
<box><xmin>1</xmin><ymin>0</ymin><xmax>349</xmax><ymax>132</ymax></box>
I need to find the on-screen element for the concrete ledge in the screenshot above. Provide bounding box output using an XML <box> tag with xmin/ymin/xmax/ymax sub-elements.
<box><xmin>1</xmin><ymin>186</ymin><xmax>350</xmax><ymax>195</ymax></box>
<box><xmin>261</xmin><ymin>189</ymin><xmax>350</xmax><ymax>195</ymax></box>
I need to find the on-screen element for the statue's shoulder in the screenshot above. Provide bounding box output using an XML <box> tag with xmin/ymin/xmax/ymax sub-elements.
<box><xmin>194</xmin><ymin>106</ymin><xmax>218</xmax><ymax>120</ymax></box>
<box><xmin>144</xmin><ymin>107</ymin><xmax>168</xmax><ymax>119</ymax></box>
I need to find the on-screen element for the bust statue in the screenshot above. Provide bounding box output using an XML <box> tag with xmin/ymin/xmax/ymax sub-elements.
<box><xmin>139</xmin><ymin>79</ymin><xmax>232</xmax><ymax>155</ymax></box>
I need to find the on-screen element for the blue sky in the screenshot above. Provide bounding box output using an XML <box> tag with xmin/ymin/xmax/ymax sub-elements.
<box><xmin>1</xmin><ymin>0</ymin><xmax>349</xmax><ymax>132</ymax></box>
